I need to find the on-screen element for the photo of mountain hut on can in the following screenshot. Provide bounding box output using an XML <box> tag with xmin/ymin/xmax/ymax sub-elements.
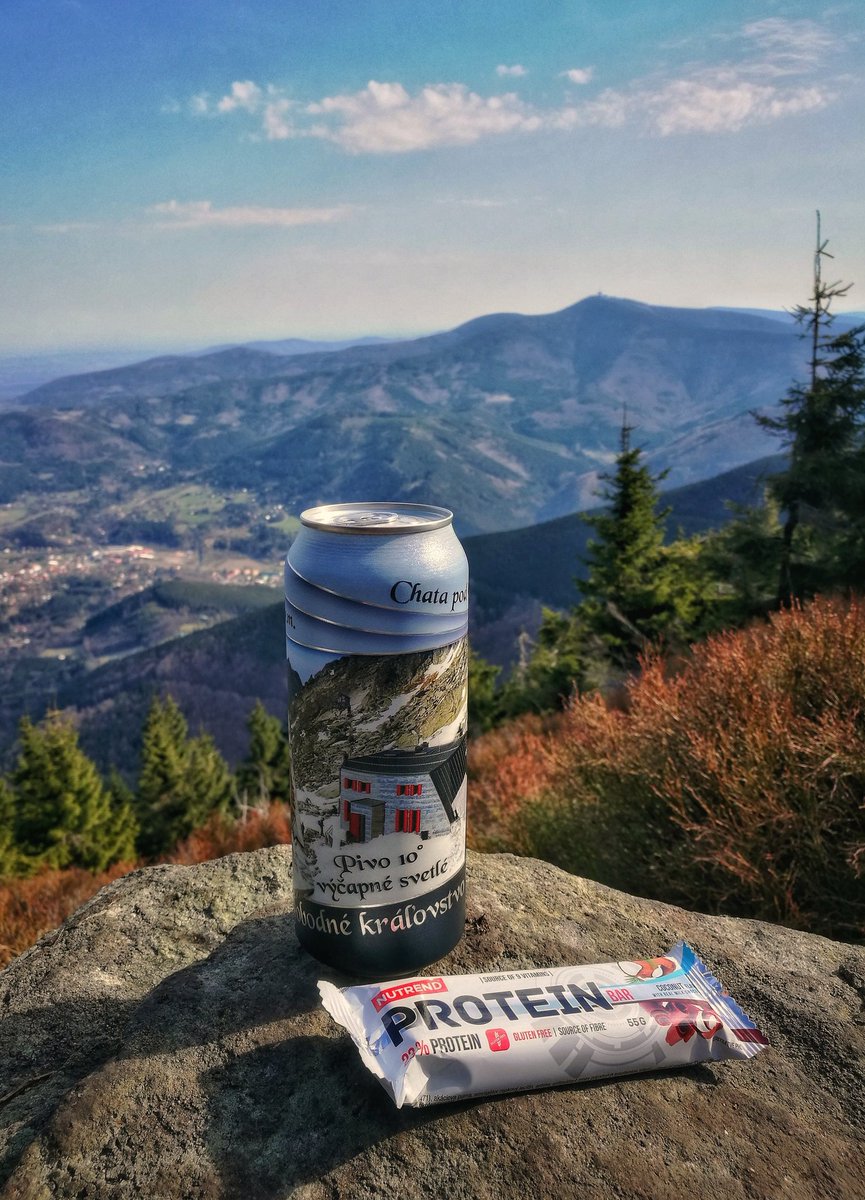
<box><xmin>339</xmin><ymin>736</ymin><xmax>467</xmax><ymax>845</ymax></box>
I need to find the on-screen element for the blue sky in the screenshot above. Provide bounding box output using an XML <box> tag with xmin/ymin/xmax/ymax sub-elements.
<box><xmin>1</xmin><ymin>0</ymin><xmax>863</xmax><ymax>350</ymax></box>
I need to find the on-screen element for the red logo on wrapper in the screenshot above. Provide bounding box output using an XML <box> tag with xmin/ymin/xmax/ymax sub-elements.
<box><xmin>371</xmin><ymin>978</ymin><xmax>447</xmax><ymax>1012</ymax></box>
<box><xmin>486</xmin><ymin>1028</ymin><xmax>510</xmax><ymax>1052</ymax></box>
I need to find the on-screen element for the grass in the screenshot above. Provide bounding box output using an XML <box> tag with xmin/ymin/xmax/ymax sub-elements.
<box><xmin>0</xmin><ymin>504</ymin><xmax>29</xmax><ymax>529</ymax></box>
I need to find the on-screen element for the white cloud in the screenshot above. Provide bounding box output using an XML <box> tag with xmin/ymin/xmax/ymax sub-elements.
<box><xmin>189</xmin><ymin>93</ymin><xmax>210</xmax><ymax>116</ymax></box>
<box><xmin>646</xmin><ymin>76</ymin><xmax>828</xmax><ymax>135</ymax></box>
<box><xmin>217</xmin><ymin>80</ymin><xmax>263</xmax><ymax>113</ymax></box>
<box><xmin>191</xmin><ymin>19</ymin><xmax>839</xmax><ymax>153</ymax></box>
<box><xmin>554</xmin><ymin>17</ymin><xmax>837</xmax><ymax>136</ymax></box>
<box><xmin>306</xmin><ymin>80</ymin><xmax>541</xmax><ymax>153</ymax></box>
<box><xmin>148</xmin><ymin>200</ymin><xmax>349</xmax><ymax>229</ymax></box>
<box><xmin>550</xmin><ymin>89</ymin><xmax>628</xmax><ymax>129</ymax></box>
<box><xmin>553</xmin><ymin>74</ymin><xmax>833</xmax><ymax>135</ymax></box>
<box><xmin>562</xmin><ymin>67</ymin><xmax>594</xmax><ymax>85</ymax></box>
<box><xmin>742</xmin><ymin>17</ymin><xmax>840</xmax><ymax>75</ymax></box>
<box><xmin>262</xmin><ymin>98</ymin><xmax>294</xmax><ymax>140</ymax></box>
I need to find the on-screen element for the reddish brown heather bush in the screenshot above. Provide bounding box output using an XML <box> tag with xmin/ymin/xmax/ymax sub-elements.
<box><xmin>467</xmin><ymin>713</ymin><xmax>561</xmax><ymax>853</ymax></box>
<box><xmin>473</xmin><ymin>594</ymin><xmax>865</xmax><ymax>940</ymax></box>
<box><xmin>166</xmin><ymin>801</ymin><xmax>292</xmax><ymax>865</ymax></box>
<box><xmin>0</xmin><ymin>862</ymin><xmax>133</xmax><ymax>969</ymax></box>
<box><xmin>0</xmin><ymin>803</ymin><xmax>292</xmax><ymax>968</ymax></box>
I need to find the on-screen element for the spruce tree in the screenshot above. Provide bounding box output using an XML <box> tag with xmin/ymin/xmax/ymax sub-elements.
<box><xmin>757</xmin><ymin>214</ymin><xmax>865</xmax><ymax>603</ymax></box>
<box><xmin>136</xmin><ymin>695</ymin><xmax>187</xmax><ymax>856</ymax></box>
<box><xmin>0</xmin><ymin>776</ymin><xmax>18</xmax><ymax>877</ymax></box>
<box><xmin>501</xmin><ymin>609</ymin><xmax>586</xmax><ymax>716</ymax></box>
<box><xmin>12</xmin><ymin>712</ymin><xmax>137</xmax><ymax>872</ymax></box>
<box><xmin>180</xmin><ymin>732</ymin><xmax>235</xmax><ymax>826</ymax></box>
<box><xmin>136</xmin><ymin>696</ymin><xmax>234</xmax><ymax>856</ymax></box>
<box><xmin>697</xmin><ymin>494</ymin><xmax>788</xmax><ymax>626</ymax></box>
<box><xmin>235</xmin><ymin>701</ymin><xmax>291</xmax><ymax>806</ymax></box>
<box><xmin>577</xmin><ymin>422</ymin><xmax>681</xmax><ymax>665</ymax></box>
<box><xmin>467</xmin><ymin>650</ymin><xmax>502</xmax><ymax>733</ymax></box>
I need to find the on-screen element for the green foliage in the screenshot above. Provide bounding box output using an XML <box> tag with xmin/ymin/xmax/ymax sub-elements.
<box><xmin>0</xmin><ymin>776</ymin><xmax>19</xmax><ymax>877</ymax></box>
<box><xmin>107</xmin><ymin>768</ymin><xmax>135</xmax><ymax>812</ymax></box>
<box><xmin>697</xmin><ymin>495</ymin><xmax>784</xmax><ymax>624</ymax></box>
<box><xmin>756</xmin><ymin>218</ymin><xmax>865</xmax><ymax>603</ymax></box>
<box><xmin>500</xmin><ymin>609</ymin><xmax>588</xmax><ymax>717</ymax></box>
<box><xmin>106</xmin><ymin>516</ymin><xmax>181</xmax><ymax>547</ymax></box>
<box><xmin>235</xmin><ymin>700</ymin><xmax>291</xmax><ymax>805</ymax></box>
<box><xmin>467</xmin><ymin>649</ymin><xmax>502</xmax><ymax>734</ymax></box>
<box><xmin>655</xmin><ymin>532</ymin><xmax>726</xmax><ymax>636</ymax></box>
<box><xmin>136</xmin><ymin>696</ymin><xmax>234</xmax><ymax>857</ymax></box>
<box><xmin>10</xmin><ymin>713</ymin><xmax>137</xmax><ymax>872</ymax></box>
<box><xmin>481</xmin><ymin>433</ymin><xmax>735</xmax><ymax>725</ymax></box>
<box><xmin>577</xmin><ymin>424</ymin><xmax>698</xmax><ymax>664</ymax></box>
<box><xmin>760</xmin><ymin>325</ymin><xmax>865</xmax><ymax>601</ymax></box>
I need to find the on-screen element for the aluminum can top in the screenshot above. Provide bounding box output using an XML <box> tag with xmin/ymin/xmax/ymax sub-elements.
<box><xmin>300</xmin><ymin>501</ymin><xmax>453</xmax><ymax>534</ymax></box>
<box><xmin>288</xmin><ymin>502</ymin><xmax>468</xmax><ymax>616</ymax></box>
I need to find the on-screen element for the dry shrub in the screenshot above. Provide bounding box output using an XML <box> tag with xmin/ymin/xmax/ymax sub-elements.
<box><xmin>167</xmin><ymin>801</ymin><xmax>292</xmax><ymax>865</ymax></box>
<box><xmin>0</xmin><ymin>803</ymin><xmax>292</xmax><ymax>967</ymax></box>
<box><xmin>647</xmin><ymin>595</ymin><xmax>865</xmax><ymax>934</ymax></box>
<box><xmin>483</xmin><ymin>595</ymin><xmax>865</xmax><ymax>939</ymax></box>
<box><xmin>468</xmin><ymin>713</ymin><xmax>561</xmax><ymax>852</ymax></box>
<box><xmin>0</xmin><ymin>862</ymin><xmax>133</xmax><ymax>968</ymax></box>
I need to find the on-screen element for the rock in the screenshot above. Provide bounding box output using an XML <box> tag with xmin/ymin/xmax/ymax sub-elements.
<box><xmin>1</xmin><ymin>847</ymin><xmax>863</xmax><ymax>1200</ymax></box>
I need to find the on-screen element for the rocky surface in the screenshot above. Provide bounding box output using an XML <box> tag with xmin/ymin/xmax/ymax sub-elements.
<box><xmin>1</xmin><ymin>847</ymin><xmax>863</xmax><ymax>1199</ymax></box>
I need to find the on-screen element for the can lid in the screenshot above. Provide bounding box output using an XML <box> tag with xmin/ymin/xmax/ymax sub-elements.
<box><xmin>299</xmin><ymin>501</ymin><xmax>454</xmax><ymax>534</ymax></box>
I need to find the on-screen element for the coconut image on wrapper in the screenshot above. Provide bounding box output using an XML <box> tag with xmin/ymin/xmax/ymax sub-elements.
<box><xmin>285</xmin><ymin>502</ymin><xmax>469</xmax><ymax>977</ymax></box>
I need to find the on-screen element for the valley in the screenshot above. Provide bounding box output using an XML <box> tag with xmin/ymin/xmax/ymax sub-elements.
<box><xmin>0</xmin><ymin>294</ymin><xmax>809</xmax><ymax>770</ymax></box>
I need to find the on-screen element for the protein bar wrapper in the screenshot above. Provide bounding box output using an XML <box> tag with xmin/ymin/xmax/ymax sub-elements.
<box><xmin>318</xmin><ymin>941</ymin><xmax>768</xmax><ymax>1108</ymax></box>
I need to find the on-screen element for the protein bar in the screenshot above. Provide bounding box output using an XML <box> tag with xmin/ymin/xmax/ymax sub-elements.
<box><xmin>318</xmin><ymin>941</ymin><xmax>768</xmax><ymax>1108</ymax></box>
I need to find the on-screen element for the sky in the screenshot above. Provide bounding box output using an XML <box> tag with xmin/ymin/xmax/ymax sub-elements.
<box><xmin>1</xmin><ymin>0</ymin><xmax>864</xmax><ymax>351</ymax></box>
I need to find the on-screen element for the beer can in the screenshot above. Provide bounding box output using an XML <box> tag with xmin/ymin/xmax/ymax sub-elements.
<box><xmin>285</xmin><ymin>502</ymin><xmax>469</xmax><ymax>977</ymax></box>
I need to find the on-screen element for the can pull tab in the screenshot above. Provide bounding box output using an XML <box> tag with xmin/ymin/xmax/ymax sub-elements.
<box><xmin>332</xmin><ymin>511</ymin><xmax>405</xmax><ymax>527</ymax></box>
<box><xmin>329</xmin><ymin>510</ymin><xmax>430</xmax><ymax>528</ymax></box>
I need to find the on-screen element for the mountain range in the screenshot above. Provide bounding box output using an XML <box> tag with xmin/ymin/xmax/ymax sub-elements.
<box><xmin>2</xmin><ymin>295</ymin><xmax>813</xmax><ymax>537</ymax></box>
<box><xmin>0</xmin><ymin>293</ymin><xmax>827</xmax><ymax>769</ymax></box>
<box><xmin>0</xmin><ymin>336</ymin><xmax>400</xmax><ymax>403</ymax></box>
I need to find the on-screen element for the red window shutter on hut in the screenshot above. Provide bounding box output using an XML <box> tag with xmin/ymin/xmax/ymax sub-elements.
<box><xmin>349</xmin><ymin>812</ymin><xmax>363</xmax><ymax>840</ymax></box>
<box><xmin>396</xmin><ymin>808</ymin><xmax>421</xmax><ymax>833</ymax></box>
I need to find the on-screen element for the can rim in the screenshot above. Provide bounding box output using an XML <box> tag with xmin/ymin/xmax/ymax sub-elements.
<box><xmin>299</xmin><ymin>501</ymin><xmax>454</xmax><ymax>534</ymax></box>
